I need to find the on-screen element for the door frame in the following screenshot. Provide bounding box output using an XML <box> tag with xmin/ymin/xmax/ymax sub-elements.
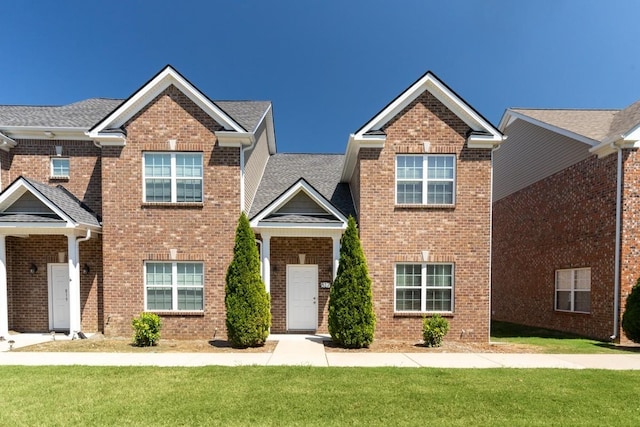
<box><xmin>48</xmin><ymin>263</ymin><xmax>69</xmax><ymax>331</ymax></box>
<box><xmin>286</xmin><ymin>264</ymin><xmax>318</xmax><ymax>331</ymax></box>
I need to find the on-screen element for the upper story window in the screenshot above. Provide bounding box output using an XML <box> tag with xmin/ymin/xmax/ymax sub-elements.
<box><xmin>395</xmin><ymin>263</ymin><xmax>454</xmax><ymax>313</ymax></box>
<box><xmin>145</xmin><ymin>262</ymin><xmax>204</xmax><ymax>311</ymax></box>
<box><xmin>143</xmin><ymin>152</ymin><xmax>203</xmax><ymax>203</ymax></box>
<box><xmin>396</xmin><ymin>155</ymin><xmax>455</xmax><ymax>205</ymax></box>
<box><xmin>50</xmin><ymin>158</ymin><xmax>70</xmax><ymax>179</ymax></box>
<box><xmin>555</xmin><ymin>267</ymin><xmax>590</xmax><ymax>313</ymax></box>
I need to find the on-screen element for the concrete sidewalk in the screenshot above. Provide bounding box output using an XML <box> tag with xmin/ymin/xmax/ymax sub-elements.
<box><xmin>2</xmin><ymin>334</ymin><xmax>640</xmax><ymax>369</ymax></box>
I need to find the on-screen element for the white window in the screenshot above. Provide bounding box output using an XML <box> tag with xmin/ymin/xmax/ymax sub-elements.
<box><xmin>396</xmin><ymin>155</ymin><xmax>455</xmax><ymax>205</ymax></box>
<box><xmin>395</xmin><ymin>263</ymin><xmax>454</xmax><ymax>312</ymax></box>
<box><xmin>145</xmin><ymin>262</ymin><xmax>204</xmax><ymax>311</ymax></box>
<box><xmin>143</xmin><ymin>152</ymin><xmax>203</xmax><ymax>203</ymax></box>
<box><xmin>555</xmin><ymin>268</ymin><xmax>590</xmax><ymax>313</ymax></box>
<box><xmin>51</xmin><ymin>158</ymin><xmax>70</xmax><ymax>178</ymax></box>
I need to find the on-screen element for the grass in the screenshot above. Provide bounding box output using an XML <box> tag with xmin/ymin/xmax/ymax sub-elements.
<box><xmin>2</xmin><ymin>366</ymin><xmax>640</xmax><ymax>426</ymax></box>
<box><xmin>491</xmin><ymin>321</ymin><xmax>640</xmax><ymax>354</ymax></box>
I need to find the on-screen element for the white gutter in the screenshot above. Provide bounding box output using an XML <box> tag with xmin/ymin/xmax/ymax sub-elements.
<box><xmin>612</xmin><ymin>145</ymin><xmax>622</xmax><ymax>340</ymax></box>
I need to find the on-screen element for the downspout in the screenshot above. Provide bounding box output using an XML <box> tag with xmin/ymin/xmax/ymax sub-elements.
<box><xmin>488</xmin><ymin>144</ymin><xmax>501</xmax><ymax>343</ymax></box>
<box><xmin>612</xmin><ymin>145</ymin><xmax>622</xmax><ymax>340</ymax></box>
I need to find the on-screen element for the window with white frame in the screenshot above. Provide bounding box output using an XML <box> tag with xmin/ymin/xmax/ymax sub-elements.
<box><xmin>145</xmin><ymin>262</ymin><xmax>204</xmax><ymax>311</ymax></box>
<box><xmin>51</xmin><ymin>158</ymin><xmax>70</xmax><ymax>178</ymax></box>
<box><xmin>395</xmin><ymin>263</ymin><xmax>454</xmax><ymax>312</ymax></box>
<box><xmin>396</xmin><ymin>155</ymin><xmax>456</xmax><ymax>205</ymax></box>
<box><xmin>555</xmin><ymin>267</ymin><xmax>590</xmax><ymax>313</ymax></box>
<box><xmin>143</xmin><ymin>152</ymin><xmax>203</xmax><ymax>203</ymax></box>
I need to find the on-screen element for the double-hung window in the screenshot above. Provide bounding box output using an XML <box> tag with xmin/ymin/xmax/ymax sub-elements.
<box><xmin>555</xmin><ymin>268</ymin><xmax>590</xmax><ymax>313</ymax></box>
<box><xmin>143</xmin><ymin>152</ymin><xmax>203</xmax><ymax>203</ymax></box>
<box><xmin>396</xmin><ymin>155</ymin><xmax>455</xmax><ymax>205</ymax></box>
<box><xmin>395</xmin><ymin>263</ymin><xmax>454</xmax><ymax>312</ymax></box>
<box><xmin>145</xmin><ymin>262</ymin><xmax>204</xmax><ymax>311</ymax></box>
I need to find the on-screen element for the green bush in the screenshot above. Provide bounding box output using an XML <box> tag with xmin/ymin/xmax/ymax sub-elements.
<box><xmin>225</xmin><ymin>213</ymin><xmax>271</xmax><ymax>348</ymax></box>
<box><xmin>132</xmin><ymin>312</ymin><xmax>161</xmax><ymax>347</ymax></box>
<box><xmin>622</xmin><ymin>278</ymin><xmax>640</xmax><ymax>343</ymax></box>
<box><xmin>422</xmin><ymin>314</ymin><xmax>449</xmax><ymax>347</ymax></box>
<box><xmin>328</xmin><ymin>216</ymin><xmax>376</xmax><ymax>348</ymax></box>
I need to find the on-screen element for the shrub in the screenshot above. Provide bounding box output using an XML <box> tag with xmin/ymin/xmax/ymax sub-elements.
<box><xmin>132</xmin><ymin>312</ymin><xmax>161</xmax><ymax>347</ymax></box>
<box><xmin>622</xmin><ymin>278</ymin><xmax>640</xmax><ymax>343</ymax></box>
<box><xmin>422</xmin><ymin>314</ymin><xmax>449</xmax><ymax>347</ymax></box>
<box><xmin>328</xmin><ymin>216</ymin><xmax>376</xmax><ymax>348</ymax></box>
<box><xmin>225</xmin><ymin>213</ymin><xmax>271</xmax><ymax>348</ymax></box>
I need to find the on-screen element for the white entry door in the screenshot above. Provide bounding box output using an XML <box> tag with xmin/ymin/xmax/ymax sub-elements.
<box><xmin>287</xmin><ymin>265</ymin><xmax>318</xmax><ymax>331</ymax></box>
<box><xmin>48</xmin><ymin>264</ymin><xmax>70</xmax><ymax>331</ymax></box>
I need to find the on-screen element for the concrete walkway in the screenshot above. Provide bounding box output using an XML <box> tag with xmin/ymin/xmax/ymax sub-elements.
<box><xmin>2</xmin><ymin>333</ymin><xmax>640</xmax><ymax>369</ymax></box>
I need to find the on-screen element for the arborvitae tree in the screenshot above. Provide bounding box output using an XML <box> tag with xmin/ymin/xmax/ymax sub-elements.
<box><xmin>225</xmin><ymin>213</ymin><xmax>271</xmax><ymax>348</ymax></box>
<box><xmin>622</xmin><ymin>277</ymin><xmax>640</xmax><ymax>343</ymax></box>
<box><xmin>328</xmin><ymin>216</ymin><xmax>376</xmax><ymax>348</ymax></box>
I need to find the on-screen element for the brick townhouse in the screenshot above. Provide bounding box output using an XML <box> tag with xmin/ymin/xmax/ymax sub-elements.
<box><xmin>0</xmin><ymin>66</ymin><xmax>503</xmax><ymax>342</ymax></box>
<box><xmin>492</xmin><ymin>102</ymin><xmax>640</xmax><ymax>342</ymax></box>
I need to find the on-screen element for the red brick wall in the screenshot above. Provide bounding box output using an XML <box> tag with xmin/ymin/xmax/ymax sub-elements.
<box><xmin>492</xmin><ymin>154</ymin><xmax>617</xmax><ymax>340</ymax></box>
<box><xmin>6</xmin><ymin>235</ymin><xmax>102</xmax><ymax>332</ymax></box>
<box><xmin>354</xmin><ymin>91</ymin><xmax>492</xmax><ymax>342</ymax></box>
<box><xmin>101</xmin><ymin>85</ymin><xmax>239</xmax><ymax>339</ymax></box>
<box><xmin>269</xmin><ymin>237</ymin><xmax>333</xmax><ymax>333</ymax></box>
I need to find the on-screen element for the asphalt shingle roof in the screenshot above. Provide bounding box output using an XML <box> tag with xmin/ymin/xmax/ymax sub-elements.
<box><xmin>511</xmin><ymin>108</ymin><xmax>619</xmax><ymax>141</ymax></box>
<box><xmin>215</xmin><ymin>101</ymin><xmax>271</xmax><ymax>132</ymax></box>
<box><xmin>23</xmin><ymin>178</ymin><xmax>101</xmax><ymax>227</ymax></box>
<box><xmin>605</xmin><ymin>100</ymin><xmax>640</xmax><ymax>141</ymax></box>
<box><xmin>249</xmin><ymin>153</ymin><xmax>356</xmax><ymax>220</ymax></box>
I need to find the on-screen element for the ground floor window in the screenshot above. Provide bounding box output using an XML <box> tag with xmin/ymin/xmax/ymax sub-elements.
<box><xmin>145</xmin><ymin>262</ymin><xmax>204</xmax><ymax>311</ymax></box>
<box><xmin>555</xmin><ymin>267</ymin><xmax>590</xmax><ymax>313</ymax></box>
<box><xmin>395</xmin><ymin>263</ymin><xmax>453</xmax><ymax>312</ymax></box>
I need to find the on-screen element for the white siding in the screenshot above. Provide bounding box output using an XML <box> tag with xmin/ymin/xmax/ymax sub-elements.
<box><xmin>244</xmin><ymin>123</ymin><xmax>270</xmax><ymax>211</ymax></box>
<box><xmin>494</xmin><ymin>119</ymin><xmax>593</xmax><ymax>201</ymax></box>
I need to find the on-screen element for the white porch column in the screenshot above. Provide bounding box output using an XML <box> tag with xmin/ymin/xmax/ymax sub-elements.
<box><xmin>332</xmin><ymin>235</ymin><xmax>341</xmax><ymax>280</ymax></box>
<box><xmin>67</xmin><ymin>234</ymin><xmax>81</xmax><ymax>336</ymax></box>
<box><xmin>262</xmin><ymin>233</ymin><xmax>271</xmax><ymax>294</ymax></box>
<box><xmin>0</xmin><ymin>235</ymin><xmax>8</xmax><ymax>338</ymax></box>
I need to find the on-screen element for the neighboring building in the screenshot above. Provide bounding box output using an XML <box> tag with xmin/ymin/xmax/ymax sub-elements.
<box><xmin>492</xmin><ymin>102</ymin><xmax>640</xmax><ymax>342</ymax></box>
<box><xmin>0</xmin><ymin>66</ymin><xmax>503</xmax><ymax>342</ymax></box>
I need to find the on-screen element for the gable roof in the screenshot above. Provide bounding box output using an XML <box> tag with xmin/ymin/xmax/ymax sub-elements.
<box><xmin>501</xmin><ymin>100</ymin><xmax>640</xmax><ymax>158</ymax></box>
<box><xmin>249</xmin><ymin>153</ymin><xmax>355</xmax><ymax>220</ymax></box>
<box><xmin>0</xmin><ymin>177</ymin><xmax>100</xmax><ymax>229</ymax></box>
<box><xmin>342</xmin><ymin>71</ymin><xmax>504</xmax><ymax>181</ymax></box>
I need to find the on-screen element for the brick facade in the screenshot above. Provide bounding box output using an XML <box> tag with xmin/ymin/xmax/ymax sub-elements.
<box><xmin>492</xmin><ymin>154</ymin><xmax>618</xmax><ymax>340</ymax></box>
<box><xmin>353</xmin><ymin>91</ymin><xmax>493</xmax><ymax>342</ymax></box>
<box><xmin>101</xmin><ymin>85</ymin><xmax>239</xmax><ymax>339</ymax></box>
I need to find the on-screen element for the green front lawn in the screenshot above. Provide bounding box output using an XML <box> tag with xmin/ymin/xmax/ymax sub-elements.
<box><xmin>2</xmin><ymin>366</ymin><xmax>640</xmax><ymax>426</ymax></box>
<box><xmin>491</xmin><ymin>321</ymin><xmax>640</xmax><ymax>354</ymax></box>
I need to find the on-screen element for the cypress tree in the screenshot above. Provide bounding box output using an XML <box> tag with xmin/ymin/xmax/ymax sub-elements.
<box><xmin>225</xmin><ymin>213</ymin><xmax>271</xmax><ymax>348</ymax></box>
<box><xmin>622</xmin><ymin>277</ymin><xmax>640</xmax><ymax>343</ymax></box>
<box><xmin>328</xmin><ymin>216</ymin><xmax>376</xmax><ymax>348</ymax></box>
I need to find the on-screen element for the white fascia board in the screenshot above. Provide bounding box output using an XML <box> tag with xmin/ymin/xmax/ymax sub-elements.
<box><xmin>1</xmin><ymin>127</ymin><xmax>91</xmax><ymax>141</ymax></box>
<box><xmin>251</xmin><ymin>226</ymin><xmax>345</xmax><ymax>238</ymax></box>
<box><xmin>502</xmin><ymin>110</ymin><xmax>598</xmax><ymax>147</ymax></box>
<box><xmin>0</xmin><ymin>224</ymin><xmax>75</xmax><ymax>233</ymax></box>
<box><xmin>467</xmin><ymin>133</ymin><xmax>504</xmax><ymax>149</ymax></box>
<box><xmin>250</xmin><ymin>181</ymin><xmax>348</xmax><ymax>227</ymax></box>
<box><xmin>253</xmin><ymin>222</ymin><xmax>347</xmax><ymax>230</ymax></box>
<box><xmin>591</xmin><ymin>125</ymin><xmax>640</xmax><ymax>158</ymax></box>
<box><xmin>216</xmin><ymin>131</ymin><xmax>254</xmax><ymax>147</ymax></box>
<box><xmin>89</xmin><ymin>67</ymin><xmax>245</xmax><ymax>140</ymax></box>
<box><xmin>340</xmin><ymin>134</ymin><xmax>386</xmax><ymax>182</ymax></box>
<box><xmin>0</xmin><ymin>131</ymin><xmax>16</xmax><ymax>150</ymax></box>
<box><xmin>88</xmin><ymin>132</ymin><xmax>126</xmax><ymax>146</ymax></box>
<box><xmin>0</xmin><ymin>179</ymin><xmax>77</xmax><ymax>227</ymax></box>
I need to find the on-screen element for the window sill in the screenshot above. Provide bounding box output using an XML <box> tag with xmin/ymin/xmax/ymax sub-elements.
<box><xmin>395</xmin><ymin>204</ymin><xmax>455</xmax><ymax>210</ymax></box>
<box><xmin>148</xmin><ymin>311</ymin><xmax>204</xmax><ymax>316</ymax></box>
<box><xmin>554</xmin><ymin>310</ymin><xmax>590</xmax><ymax>315</ymax></box>
<box><xmin>142</xmin><ymin>202</ymin><xmax>204</xmax><ymax>208</ymax></box>
<box><xmin>394</xmin><ymin>312</ymin><xmax>454</xmax><ymax>318</ymax></box>
<box><xmin>49</xmin><ymin>176</ymin><xmax>70</xmax><ymax>181</ymax></box>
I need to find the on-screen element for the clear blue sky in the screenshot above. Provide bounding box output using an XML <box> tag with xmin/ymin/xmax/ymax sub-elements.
<box><xmin>3</xmin><ymin>1</ymin><xmax>640</xmax><ymax>153</ymax></box>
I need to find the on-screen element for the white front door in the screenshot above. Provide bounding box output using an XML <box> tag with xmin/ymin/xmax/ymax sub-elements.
<box><xmin>48</xmin><ymin>264</ymin><xmax>70</xmax><ymax>331</ymax></box>
<box><xmin>287</xmin><ymin>265</ymin><xmax>318</xmax><ymax>331</ymax></box>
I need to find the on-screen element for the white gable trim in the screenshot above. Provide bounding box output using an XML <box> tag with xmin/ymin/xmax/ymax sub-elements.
<box><xmin>0</xmin><ymin>131</ymin><xmax>16</xmax><ymax>151</ymax></box>
<box><xmin>250</xmin><ymin>180</ymin><xmax>348</xmax><ymax>229</ymax></box>
<box><xmin>341</xmin><ymin>72</ymin><xmax>503</xmax><ymax>182</ymax></box>
<box><xmin>87</xmin><ymin>66</ymin><xmax>249</xmax><ymax>146</ymax></box>
<box><xmin>590</xmin><ymin>123</ymin><xmax>640</xmax><ymax>158</ymax></box>
<box><xmin>0</xmin><ymin>178</ymin><xmax>77</xmax><ymax>227</ymax></box>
